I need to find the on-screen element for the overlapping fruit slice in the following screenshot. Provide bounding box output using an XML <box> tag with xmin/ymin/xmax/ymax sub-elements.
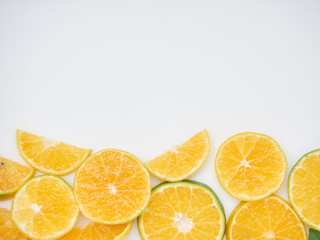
<box><xmin>11</xmin><ymin>175</ymin><xmax>79</xmax><ymax>240</ymax></box>
<box><xmin>146</xmin><ymin>130</ymin><xmax>210</xmax><ymax>181</ymax></box>
<box><xmin>215</xmin><ymin>132</ymin><xmax>287</xmax><ymax>201</ymax></box>
<box><xmin>226</xmin><ymin>195</ymin><xmax>307</xmax><ymax>240</ymax></box>
<box><xmin>16</xmin><ymin>130</ymin><xmax>91</xmax><ymax>175</ymax></box>
<box><xmin>138</xmin><ymin>180</ymin><xmax>225</xmax><ymax>240</ymax></box>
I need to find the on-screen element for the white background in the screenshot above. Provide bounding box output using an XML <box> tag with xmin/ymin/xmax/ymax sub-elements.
<box><xmin>1</xmin><ymin>0</ymin><xmax>320</xmax><ymax>239</ymax></box>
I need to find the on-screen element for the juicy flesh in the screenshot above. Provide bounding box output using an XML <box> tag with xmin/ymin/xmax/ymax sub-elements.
<box><xmin>146</xmin><ymin>130</ymin><xmax>209</xmax><ymax>180</ymax></box>
<box><xmin>216</xmin><ymin>134</ymin><xmax>286</xmax><ymax>199</ymax></box>
<box><xmin>229</xmin><ymin>196</ymin><xmax>306</xmax><ymax>240</ymax></box>
<box><xmin>141</xmin><ymin>185</ymin><xmax>223</xmax><ymax>240</ymax></box>
<box><xmin>12</xmin><ymin>176</ymin><xmax>78</xmax><ymax>239</ymax></box>
<box><xmin>18</xmin><ymin>131</ymin><xmax>90</xmax><ymax>173</ymax></box>
<box><xmin>290</xmin><ymin>153</ymin><xmax>320</xmax><ymax>226</ymax></box>
<box><xmin>75</xmin><ymin>150</ymin><xmax>150</xmax><ymax>223</ymax></box>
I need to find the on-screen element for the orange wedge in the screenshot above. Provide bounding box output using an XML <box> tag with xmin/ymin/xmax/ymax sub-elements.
<box><xmin>226</xmin><ymin>195</ymin><xmax>307</xmax><ymax>240</ymax></box>
<box><xmin>288</xmin><ymin>149</ymin><xmax>320</xmax><ymax>230</ymax></box>
<box><xmin>11</xmin><ymin>175</ymin><xmax>79</xmax><ymax>240</ymax></box>
<box><xmin>0</xmin><ymin>156</ymin><xmax>34</xmax><ymax>197</ymax></box>
<box><xmin>16</xmin><ymin>130</ymin><xmax>91</xmax><ymax>175</ymax></box>
<box><xmin>58</xmin><ymin>221</ymin><xmax>132</xmax><ymax>240</ymax></box>
<box><xmin>146</xmin><ymin>130</ymin><xmax>210</xmax><ymax>181</ymax></box>
<box><xmin>138</xmin><ymin>180</ymin><xmax>225</xmax><ymax>240</ymax></box>
<box><xmin>74</xmin><ymin>149</ymin><xmax>151</xmax><ymax>224</ymax></box>
<box><xmin>215</xmin><ymin>132</ymin><xmax>287</xmax><ymax>201</ymax></box>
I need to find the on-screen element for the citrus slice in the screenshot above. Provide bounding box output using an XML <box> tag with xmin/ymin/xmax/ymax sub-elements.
<box><xmin>138</xmin><ymin>180</ymin><xmax>225</xmax><ymax>240</ymax></box>
<box><xmin>226</xmin><ymin>195</ymin><xmax>307</xmax><ymax>240</ymax></box>
<box><xmin>74</xmin><ymin>149</ymin><xmax>151</xmax><ymax>224</ymax></box>
<box><xmin>288</xmin><ymin>149</ymin><xmax>320</xmax><ymax>230</ymax></box>
<box><xmin>11</xmin><ymin>175</ymin><xmax>79</xmax><ymax>240</ymax></box>
<box><xmin>58</xmin><ymin>221</ymin><xmax>132</xmax><ymax>240</ymax></box>
<box><xmin>146</xmin><ymin>130</ymin><xmax>210</xmax><ymax>182</ymax></box>
<box><xmin>0</xmin><ymin>208</ymin><xmax>31</xmax><ymax>240</ymax></box>
<box><xmin>0</xmin><ymin>156</ymin><xmax>35</xmax><ymax>197</ymax></box>
<box><xmin>215</xmin><ymin>132</ymin><xmax>286</xmax><ymax>201</ymax></box>
<box><xmin>16</xmin><ymin>130</ymin><xmax>92</xmax><ymax>175</ymax></box>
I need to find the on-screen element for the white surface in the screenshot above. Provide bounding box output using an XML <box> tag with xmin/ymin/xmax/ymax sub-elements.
<box><xmin>1</xmin><ymin>0</ymin><xmax>320</xmax><ymax>239</ymax></box>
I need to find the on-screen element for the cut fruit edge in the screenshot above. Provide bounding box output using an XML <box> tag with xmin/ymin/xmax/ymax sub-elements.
<box><xmin>215</xmin><ymin>132</ymin><xmax>287</xmax><ymax>201</ymax></box>
<box><xmin>146</xmin><ymin>130</ymin><xmax>210</xmax><ymax>182</ymax></box>
<box><xmin>138</xmin><ymin>180</ymin><xmax>226</xmax><ymax>240</ymax></box>
<box><xmin>288</xmin><ymin>148</ymin><xmax>320</xmax><ymax>231</ymax></box>
<box><xmin>16</xmin><ymin>129</ymin><xmax>92</xmax><ymax>175</ymax></box>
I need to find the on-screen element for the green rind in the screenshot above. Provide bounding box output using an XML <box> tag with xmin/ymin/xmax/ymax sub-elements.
<box><xmin>114</xmin><ymin>221</ymin><xmax>134</xmax><ymax>240</ymax></box>
<box><xmin>215</xmin><ymin>132</ymin><xmax>287</xmax><ymax>201</ymax></box>
<box><xmin>138</xmin><ymin>180</ymin><xmax>226</xmax><ymax>240</ymax></box>
<box><xmin>11</xmin><ymin>174</ymin><xmax>80</xmax><ymax>240</ymax></box>
<box><xmin>288</xmin><ymin>148</ymin><xmax>320</xmax><ymax>231</ymax></box>
<box><xmin>74</xmin><ymin>149</ymin><xmax>152</xmax><ymax>225</ymax></box>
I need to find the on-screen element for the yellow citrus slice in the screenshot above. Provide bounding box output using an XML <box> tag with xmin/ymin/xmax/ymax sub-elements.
<box><xmin>58</xmin><ymin>221</ymin><xmax>132</xmax><ymax>240</ymax></box>
<box><xmin>74</xmin><ymin>149</ymin><xmax>151</xmax><ymax>224</ymax></box>
<box><xmin>138</xmin><ymin>180</ymin><xmax>225</xmax><ymax>240</ymax></box>
<box><xmin>0</xmin><ymin>156</ymin><xmax>35</xmax><ymax>197</ymax></box>
<box><xmin>16</xmin><ymin>130</ymin><xmax>91</xmax><ymax>175</ymax></box>
<box><xmin>215</xmin><ymin>132</ymin><xmax>286</xmax><ymax>201</ymax></box>
<box><xmin>146</xmin><ymin>130</ymin><xmax>210</xmax><ymax>182</ymax></box>
<box><xmin>226</xmin><ymin>195</ymin><xmax>307</xmax><ymax>240</ymax></box>
<box><xmin>0</xmin><ymin>208</ymin><xmax>31</xmax><ymax>240</ymax></box>
<box><xmin>11</xmin><ymin>175</ymin><xmax>79</xmax><ymax>240</ymax></box>
<box><xmin>288</xmin><ymin>149</ymin><xmax>320</xmax><ymax>230</ymax></box>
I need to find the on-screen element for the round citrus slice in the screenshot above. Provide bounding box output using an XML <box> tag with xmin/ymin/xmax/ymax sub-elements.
<box><xmin>58</xmin><ymin>221</ymin><xmax>132</xmax><ymax>240</ymax></box>
<box><xmin>74</xmin><ymin>149</ymin><xmax>151</xmax><ymax>225</ymax></box>
<box><xmin>226</xmin><ymin>195</ymin><xmax>307</xmax><ymax>240</ymax></box>
<box><xmin>0</xmin><ymin>156</ymin><xmax>34</xmax><ymax>197</ymax></box>
<box><xmin>11</xmin><ymin>175</ymin><xmax>79</xmax><ymax>240</ymax></box>
<box><xmin>146</xmin><ymin>130</ymin><xmax>210</xmax><ymax>182</ymax></box>
<box><xmin>138</xmin><ymin>180</ymin><xmax>225</xmax><ymax>240</ymax></box>
<box><xmin>288</xmin><ymin>149</ymin><xmax>320</xmax><ymax>230</ymax></box>
<box><xmin>215</xmin><ymin>132</ymin><xmax>287</xmax><ymax>201</ymax></box>
<box><xmin>16</xmin><ymin>130</ymin><xmax>92</xmax><ymax>175</ymax></box>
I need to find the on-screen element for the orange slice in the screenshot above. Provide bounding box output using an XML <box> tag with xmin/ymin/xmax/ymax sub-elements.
<box><xmin>138</xmin><ymin>180</ymin><xmax>225</xmax><ymax>240</ymax></box>
<box><xmin>0</xmin><ymin>156</ymin><xmax>34</xmax><ymax>197</ymax></box>
<box><xmin>215</xmin><ymin>132</ymin><xmax>287</xmax><ymax>201</ymax></box>
<box><xmin>11</xmin><ymin>175</ymin><xmax>79</xmax><ymax>240</ymax></box>
<box><xmin>288</xmin><ymin>149</ymin><xmax>320</xmax><ymax>230</ymax></box>
<box><xmin>58</xmin><ymin>221</ymin><xmax>132</xmax><ymax>240</ymax></box>
<box><xmin>74</xmin><ymin>149</ymin><xmax>151</xmax><ymax>224</ymax></box>
<box><xmin>16</xmin><ymin>130</ymin><xmax>91</xmax><ymax>175</ymax></box>
<box><xmin>146</xmin><ymin>130</ymin><xmax>210</xmax><ymax>181</ymax></box>
<box><xmin>226</xmin><ymin>195</ymin><xmax>307</xmax><ymax>240</ymax></box>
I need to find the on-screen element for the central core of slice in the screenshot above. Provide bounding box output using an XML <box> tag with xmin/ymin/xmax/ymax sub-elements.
<box><xmin>31</xmin><ymin>203</ymin><xmax>42</xmax><ymax>214</ymax></box>
<box><xmin>174</xmin><ymin>213</ymin><xmax>194</xmax><ymax>233</ymax></box>
<box><xmin>108</xmin><ymin>184</ymin><xmax>117</xmax><ymax>194</ymax></box>
<box><xmin>264</xmin><ymin>232</ymin><xmax>275</xmax><ymax>239</ymax></box>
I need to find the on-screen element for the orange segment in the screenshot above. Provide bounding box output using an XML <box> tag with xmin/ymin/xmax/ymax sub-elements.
<box><xmin>11</xmin><ymin>175</ymin><xmax>79</xmax><ymax>240</ymax></box>
<box><xmin>74</xmin><ymin>149</ymin><xmax>151</xmax><ymax>224</ymax></box>
<box><xmin>16</xmin><ymin>130</ymin><xmax>91</xmax><ymax>175</ymax></box>
<box><xmin>138</xmin><ymin>180</ymin><xmax>225</xmax><ymax>240</ymax></box>
<box><xmin>288</xmin><ymin>149</ymin><xmax>320</xmax><ymax>230</ymax></box>
<box><xmin>146</xmin><ymin>130</ymin><xmax>210</xmax><ymax>181</ymax></box>
<box><xmin>58</xmin><ymin>221</ymin><xmax>132</xmax><ymax>240</ymax></box>
<box><xmin>0</xmin><ymin>157</ymin><xmax>34</xmax><ymax>196</ymax></box>
<box><xmin>215</xmin><ymin>132</ymin><xmax>287</xmax><ymax>201</ymax></box>
<box><xmin>226</xmin><ymin>195</ymin><xmax>307</xmax><ymax>240</ymax></box>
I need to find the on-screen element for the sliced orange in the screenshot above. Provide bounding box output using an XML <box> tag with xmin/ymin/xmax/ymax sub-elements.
<box><xmin>0</xmin><ymin>156</ymin><xmax>34</xmax><ymax>197</ymax></box>
<box><xmin>215</xmin><ymin>132</ymin><xmax>287</xmax><ymax>201</ymax></box>
<box><xmin>146</xmin><ymin>130</ymin><xmax>210</xmax><ymax>182</ymax></box>
<box><xmin>74</xmin><ymin>149</ymin><xmax>151</xmax><ymax>224</ymax></box>
<box><xmin>226</xmin><ymin>195</ymin><xmax>307</xmax><ymax>240</ymax></box>
<box><xmin>11</xmin><ymin>175</ymin><xmax>79</xmax><ymax>240</ymax></box>
<box><xmin>16</xmin><ymin>130</ymin><xmax>91</xmax><ymax>175</ymax></box>
<box><xmin>0</xmin><ymin>208</ymin><xmax>31</xmax><ymax>240</ymax></box>
<box><xmin>58</xmin><ymin>221</ymin><xmax>132</xmax><ymax>240</ymax></box>
<box><xmin>138</xmin><ymin>180</ymin><xmax>225</xmax><ymax>240</ymax></box>
<box><xmin>288</xmin><ymin>149</ymin><xmax>320</xmax><ymax>230</ymax></box>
